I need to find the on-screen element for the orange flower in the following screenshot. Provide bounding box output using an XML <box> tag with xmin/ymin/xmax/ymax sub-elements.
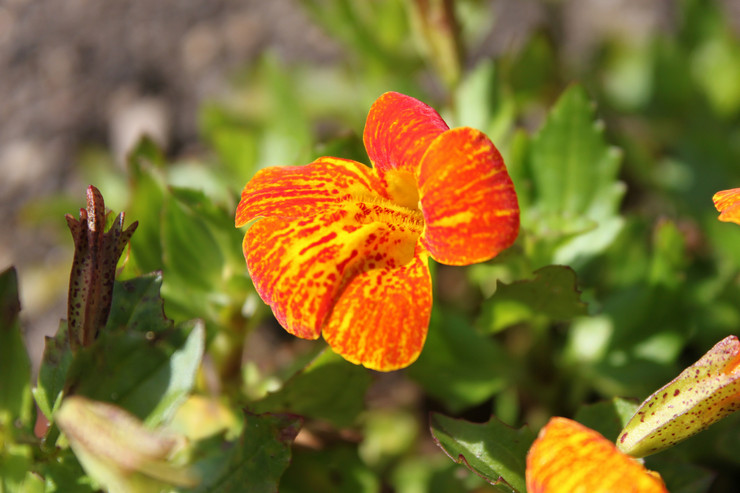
<box><xmin>526</xmin><ymin>417</ymin><xmax>667</xmax><ymax>493</ymax></box>
<box><xmin>235</xmin><ymin>92</ymin><xmax>519</xmax><ymax>371</ymax></box>
<box><xmin>713</xmin><ymin>188</ymin><xmax>740</xmax><ymax>225</ymax></box>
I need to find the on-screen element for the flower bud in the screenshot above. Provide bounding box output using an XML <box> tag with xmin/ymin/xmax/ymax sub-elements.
<box><xmin>56</xmin><ymin>396</ymin><xmax>198</xmax><ymax>493</ymax></box>
<box><xmin>617</xmin><ymin>335</ymin><xmax>740</xmax><ymax>458</ymax></box>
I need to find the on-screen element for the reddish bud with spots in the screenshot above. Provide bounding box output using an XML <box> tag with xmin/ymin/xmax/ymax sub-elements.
<box><xmin>617</xmin><ymin>335</ymin><xmax>740</xmax><ymax>458</ymax></box>
<box><xmin>235</xmin><ymin>91</ymin><xmax>519</xmax><ymax>371</ymax></box>
<box><xmin>66</xmin><ymin>185</ymin><xmax>138</xmax><ymax>349</ymax></box>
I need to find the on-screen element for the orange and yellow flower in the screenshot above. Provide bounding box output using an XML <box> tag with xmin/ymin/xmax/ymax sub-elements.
<box><xmin>526</xmin><ymin>417</ymin><xmax>667</xmax><ymax>493</ymax></box>
<box><xmin>713</xmin><ymin>188</ymin><xmax>740</xmax><ymax>224</ymax></box>
<box><xmin>235</xmin><ymin>91</ymin><xmax>519</xmax><ymax>371</ymax></box>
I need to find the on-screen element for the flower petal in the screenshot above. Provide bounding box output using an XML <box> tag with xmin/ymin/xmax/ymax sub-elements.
<box><xmin>713</xmin><ymin>188</ymin><xmax>740</xmax><ymax>225</ymax></box>
<box><xmin>363</xmin><ymin>92</ymin><xmax>449</xmax><ymax>178</ymax></box>
<box><xmin>526</xmin><ymin>417</ymin><xmax>667</xmax><ymax>493</ymax></box>
<box><xmin>235</xmin><ymin>157</ymin><xmax>388</xmax><ymax>227</ymax></box>
<box><xmin>418</xmin><ymin>127</ymin><xmax>519</xmax><ymax>265</ymax></box>
<box><xmin>323</xmin><ymin>247</ymin><xmax>431</xmax><ymax>371</ymax></box>
<box><xmin>244</xmin><ymin>204</ymin><xmax>424</xmax><ymax>341</ymax></box>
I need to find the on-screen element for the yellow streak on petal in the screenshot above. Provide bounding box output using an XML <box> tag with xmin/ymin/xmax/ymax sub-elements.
<box><xmin>419</xmin><ymin>127</ymin><xmax>519</xmax><ymax>265</ymax></box>
<box><xmin>235</xmin><ymin>157</ymin><xmax>389</xmax><ymax>227</ymax></box>
<box><xmin>245</xmin><ymin>200</ymin><xmax>424</xmax><ymax>343</ymax></box>
<box><xmin>526</xmin><ymin>418</ymin><xmax>667</xmax><ymax>493</ymax></box>
<box><xmin>323</xmin><ymin>248</ymin><xmax>431</xmax><ymax>371</ymax></box>
<box><xmin>713</xmin><ymin>188</ymin><xmax>740</xmax><ymax>225</ymax></box>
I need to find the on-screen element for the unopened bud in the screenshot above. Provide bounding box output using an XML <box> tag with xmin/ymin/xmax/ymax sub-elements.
<box><xmin>617</xmin><ymin>335</ymin><xmax>740</xmax><ymax>458</ymax></box>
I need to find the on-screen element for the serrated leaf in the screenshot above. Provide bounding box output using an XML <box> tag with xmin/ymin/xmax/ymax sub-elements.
<box><xmin>525</xmin><ymin>85</ymin><xmax>625</xmax><ymax>266</ymax></box>
<box><xmin>192</xmin><ymin>412</ymin><xmax>301</xmax><ymax>493</ymax></box>
<box><xmin>408</xmin><ymin>309</ymin><xmax>512</xmax><ymax>413</ymax></box>
<box><xmin>479</xmin><ymin>265</ymin><xmax>587</xmax><ymax>332</ymax></box>
<box><xmin>0</xmin><ymin>267</ymin><xmax>33</xmax><ymax>429</ymax></box>
<box><xmin>252</xmin><ymin>348</ymin><xmax>371</xmax><ymax>427</ymax></box>
<box><xmin>430</xmin><ymin>413</ymin><xmax>535</xmax><ymax>493</ymax></box>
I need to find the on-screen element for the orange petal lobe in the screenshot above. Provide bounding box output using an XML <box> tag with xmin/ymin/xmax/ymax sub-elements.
<box><xmin>244</xmin><ymin>200</ymin><xmax>424</xmax><ymax>343</ymax></box>
<box><xmin>713</xmin><ymin>188</ymin><xmax>740</xmax><ymax>225</ymax></box>
<box><xmin>363</xmin><ymin>92</ymin><xmax>449</xmax><ymax>178</ymax></box>
<box><xmin>526</xmin><ymin>417</ymin><xmax>668</xmax><ymax>493</ymax></box>
<box><xmin>235</xmin><ymin>157</ymin><xmax>387</xmax><ymax>227</ymax></box>
<box><xmin>418</xmin><ymin>127</ymin><xmax>519</xmax><ymax>265</ymax></box>
<box><xmin>323</xmin><ymin>247</ymin><xmax>431</xmax><ymax>371</ymax></box>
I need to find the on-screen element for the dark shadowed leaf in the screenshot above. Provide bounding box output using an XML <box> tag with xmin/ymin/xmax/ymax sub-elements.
<box><xmin>408</xmin><ymin>309</ymin><xmax>513</xmax><ymax>413</ymax></box>
<box><xmin>192</xmin><ymin>412</ymin><xmax>301</xmax><ymax>493</ymax></box>
<box><xmin>252</xmin><ymin>348</ymin><xmax>371</xmax><ymax>427</ymax></box>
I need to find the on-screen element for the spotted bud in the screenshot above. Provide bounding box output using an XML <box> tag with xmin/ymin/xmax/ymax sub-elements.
<box><xmin>617</xmin><ymin>335</ymin><xmax>740</xmax><ymax>458</ymax></box>
<box><xmin>56</xmin><ymin>396</ymin><xmax>198</xmax><ymax>493</ymax></box>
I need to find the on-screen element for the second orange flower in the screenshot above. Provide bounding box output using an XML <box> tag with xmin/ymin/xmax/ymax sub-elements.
<box><xmin>235</xmin><ymin>92</ymin><xmax>519</xmax><ymax>370</ymax></box>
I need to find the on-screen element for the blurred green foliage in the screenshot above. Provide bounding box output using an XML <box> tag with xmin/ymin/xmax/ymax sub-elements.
<box><xmin>4</xmin><ymin>0</ymin><xmax>740</xmax><ymax>491</ymax></box>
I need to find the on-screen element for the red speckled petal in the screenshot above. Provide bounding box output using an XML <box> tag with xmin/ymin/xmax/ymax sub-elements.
<box><xmin>526</xmin><ymin>418</ymin><xmax>668</xmax><ymax>493</ymax></box>
<box><xmin>713</xmin><ymin>188</ymin><xmax>740</xmax><ymax>225</ymax></box>
<box><xmin>244</xmin><ymin>202</ymin><xmax>424</xmax><ymax>341</ymax></box>
<box><xmin>363</xmin><ymin>92</ymin><xmax>449</xmax><ymax>179</ymax></box>
<box><xmin>418</xmin><ymin>127</ymin><xmax>519</xmax><ymax>265</ymax></box>
<box><xmin>235</xmin><ymin>157</ymin><xmax>388</xmax><ymax>227</ymax></box>
<box><xmin>323</xmin><ymin>247</ymin><xmax>431</xmax><ymax>371</ymax></box>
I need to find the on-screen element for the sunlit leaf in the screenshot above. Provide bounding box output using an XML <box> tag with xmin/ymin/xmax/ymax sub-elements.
<box><xmin>431</xmin><ymin>413</ymin><xmax>535</xmax><ymax>493</ymax></box>
<box><xmin>0</xmin><ymin>267</ymin><xmax>33</xmax><ymax>429</ymax></box>
<box><xmin>479</xmin><ymin>265</ymin><xmax>587</xmax><ymax>332</ymax></box>
<box><xmin>523</xmin><ymin>85</ymin><xmax>625</xmax><ymax>267</ymax></box>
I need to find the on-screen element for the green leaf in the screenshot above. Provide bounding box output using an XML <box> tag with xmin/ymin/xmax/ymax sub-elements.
<box><xmin>648</xmin><ymin>459</ymin><xmax>715</xmax><ymax>493</ymax></box>
<box><xmin>34</xmin><ymin>322</ymin><xmax>73</xmax><ymax>421</ymax></box>
<box><xmin>408</xmin><ymin>309</ymin><xmax>512</xmax><ymax>413</ymax></box>
<box><xmin>126</xmin><ymin>146</ymin><xmax>167</xmax><ymax>274</ymax></box>
<box><xmin>252</xmin><ymin>348</ymin><xmax>371</xmax><ymax>428</ymax></box>
<box><xmin>67</xmin><ymin>318</ymin><xmax>204</xmax><ymax>426</ymax></box>
<box><xmin>280</xmin><ymin>444</ymin><xmax>380</xmax><ymax>493</ymax></box>
<box><xmin>430</xmin><ymin>413</ymin><xmax>535</xmax><ymax>493</ymax></box>
<box><xmin>0</xmin><ymin>446</ymin><xmax>44</xmax><ymax>493</ymax></box>
<box><xmin>162</xmin><ymin>189</ymin><xmax>224</xmax><ymax>291</ymax></box>
<box><xmin>192</xmin><ymin>412</ymin><xmax>301</xmax><ymax>492</ymax></box>
<box><xmin>573</xmin><ymin>398</ymin><xmax>639</xmax><ymax>442</ymax></box>
<box><xmin>64</xmin><ymin>274</ymin><xmax>204</xmax><ymax>424</ymax></box>
<box><xmin>0</xmin><ymin>267</ymin><xmax>33</xmax><ymax>429</ymax></box>
<box><xmin>38</xmin><ymin>448</ymin><xmax>98</xmax><ymax>493</ymax></box>
<box><xmin>105</xmin><ymin>274</ymin><xmax>171</xmax><ymax>334</ymax></box>
<box><xmin>479</xmin><ymin>265</ymin><xmax>587</xmax><ymax>332</ymax></box>
<box><xmin>524</xmin><ymin>85</ymin><xmax>625</xmax><ymax>266</ymax></box>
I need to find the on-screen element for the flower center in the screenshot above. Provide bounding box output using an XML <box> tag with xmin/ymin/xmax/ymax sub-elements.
<box><xmin>384</xmin><ymin>169</ymin><xmax>420</xmax><ymax>211</ymax></box>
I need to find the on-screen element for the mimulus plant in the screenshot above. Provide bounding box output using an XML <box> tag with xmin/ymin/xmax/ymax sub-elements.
<box><xmin>235</xmin><ymin>91</ymin><xmax>519</xmax><ymax>370</ymax></box>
